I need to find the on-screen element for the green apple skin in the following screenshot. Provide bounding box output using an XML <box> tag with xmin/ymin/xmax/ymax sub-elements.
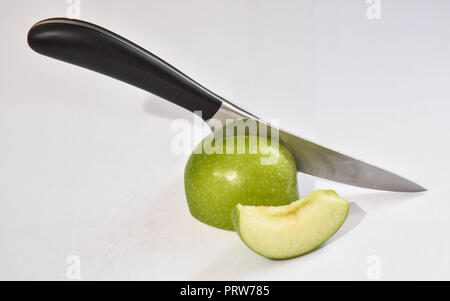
<box><xmin>184</xmin><ymin>135</ymin><xmax>299</xmax><ymax>231</ymax></box>
<box><xmin>231</xmin><ymin>190</ymin><xmax>350</xmax><ymax>259</ymax></box>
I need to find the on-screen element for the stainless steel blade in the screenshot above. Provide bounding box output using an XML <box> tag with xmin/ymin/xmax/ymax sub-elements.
<box><xmin>277</xmin><ymin>128</ymin><xmax>425</xmax><ymax>192</ymax></box>
<box><xmin>209</xmin><ymin>102</ymin><xmax>426</xmax><ymax>192</ymax></box>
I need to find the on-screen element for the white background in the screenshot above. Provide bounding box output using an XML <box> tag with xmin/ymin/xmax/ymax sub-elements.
<box><xmin>1</xmin><ymin>0</ymin><xmax>449</xmax><ymax>280</ymax></box>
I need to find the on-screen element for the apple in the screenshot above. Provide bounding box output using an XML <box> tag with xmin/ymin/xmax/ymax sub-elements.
<box><xmin>231</xmin><ymin>190</ymin><xmax>349</xmax><ymax>259</ymax></box>
<box><xmin>184</xmin><ymin>135</ymin><xmax>299</xmax><ymax>230</ymax></box>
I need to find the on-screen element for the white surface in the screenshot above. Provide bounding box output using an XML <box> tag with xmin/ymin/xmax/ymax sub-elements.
<box><xmin>1</xmin><ymin>0</ymin><xmax>449</xmax><ymax>280</ymax></box>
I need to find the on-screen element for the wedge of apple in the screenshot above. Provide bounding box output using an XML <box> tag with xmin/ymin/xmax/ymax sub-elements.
<box><xmin>232</xmin><ymin>190</ymin><xmax>349</xmax><ymax>259</ymax></box>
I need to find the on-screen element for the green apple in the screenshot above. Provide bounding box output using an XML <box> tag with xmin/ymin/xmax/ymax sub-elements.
<box><xmin>184</xmin><ymin>135</ymin><xmax>299</xmax><ymax>230</ymax></box>
<box><xmin>231</xmin><ymin>190</ymin><xmax>349</xmax><ymax>259</ymax></box>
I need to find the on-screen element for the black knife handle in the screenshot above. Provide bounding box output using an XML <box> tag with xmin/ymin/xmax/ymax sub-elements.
<box><xmin>27</xmin><ymin>18</ymin><xmax>223</xmax><ymax>120</ymax></box>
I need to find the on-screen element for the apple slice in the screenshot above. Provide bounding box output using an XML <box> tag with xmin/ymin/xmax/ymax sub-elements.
<box><xmin>232</xmin><ymin>190</ymin><xmax>350</xmax><ymax>259</ymax></box>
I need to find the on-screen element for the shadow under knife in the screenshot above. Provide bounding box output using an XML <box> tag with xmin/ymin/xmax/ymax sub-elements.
<box><xmin>142</xmin><ymin>95</ymin><xmax>194</xmax><ymax>120</ymax></box>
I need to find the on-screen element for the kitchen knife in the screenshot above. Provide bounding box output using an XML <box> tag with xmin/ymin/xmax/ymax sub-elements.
<box><xmin>27</xmin><ymin>18</ymin><xmax>425</xmax><ymax>192</ymax></box>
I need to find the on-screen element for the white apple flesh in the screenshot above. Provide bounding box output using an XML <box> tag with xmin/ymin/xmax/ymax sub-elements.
<box><xmin>232</xmin><ymin>190</ymin><xmax>350</xmax><ymax>259</ymax></box>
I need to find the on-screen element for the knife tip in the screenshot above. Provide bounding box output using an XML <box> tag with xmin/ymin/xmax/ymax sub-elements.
<box><xmin>408</xmin><ymin>183</ymin><xmax>427</xmax><ymax>192</ymax></box>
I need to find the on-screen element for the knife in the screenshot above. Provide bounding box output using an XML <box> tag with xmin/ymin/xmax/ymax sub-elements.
<box><xmin>27</xmin><ymin>18</ymin><xmax>425</xmax><ymax>192</ymax></box>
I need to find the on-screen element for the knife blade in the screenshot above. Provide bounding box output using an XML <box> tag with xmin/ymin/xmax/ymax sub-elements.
<box><xmin>27</xmin><ymin>18</ymin><xmax>425</xmax><ymax>192</ymax></box>
<box><xmin>210</xmin><ymin>103</ymin><xmax>425</xmax><ymax>192</ymax></box>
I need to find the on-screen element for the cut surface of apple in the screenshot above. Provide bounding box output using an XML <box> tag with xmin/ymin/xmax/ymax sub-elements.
<box><xmin>232</xmin><ymin>190</ymin><xmax>350</xmax><ymax>259</ymax></box>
